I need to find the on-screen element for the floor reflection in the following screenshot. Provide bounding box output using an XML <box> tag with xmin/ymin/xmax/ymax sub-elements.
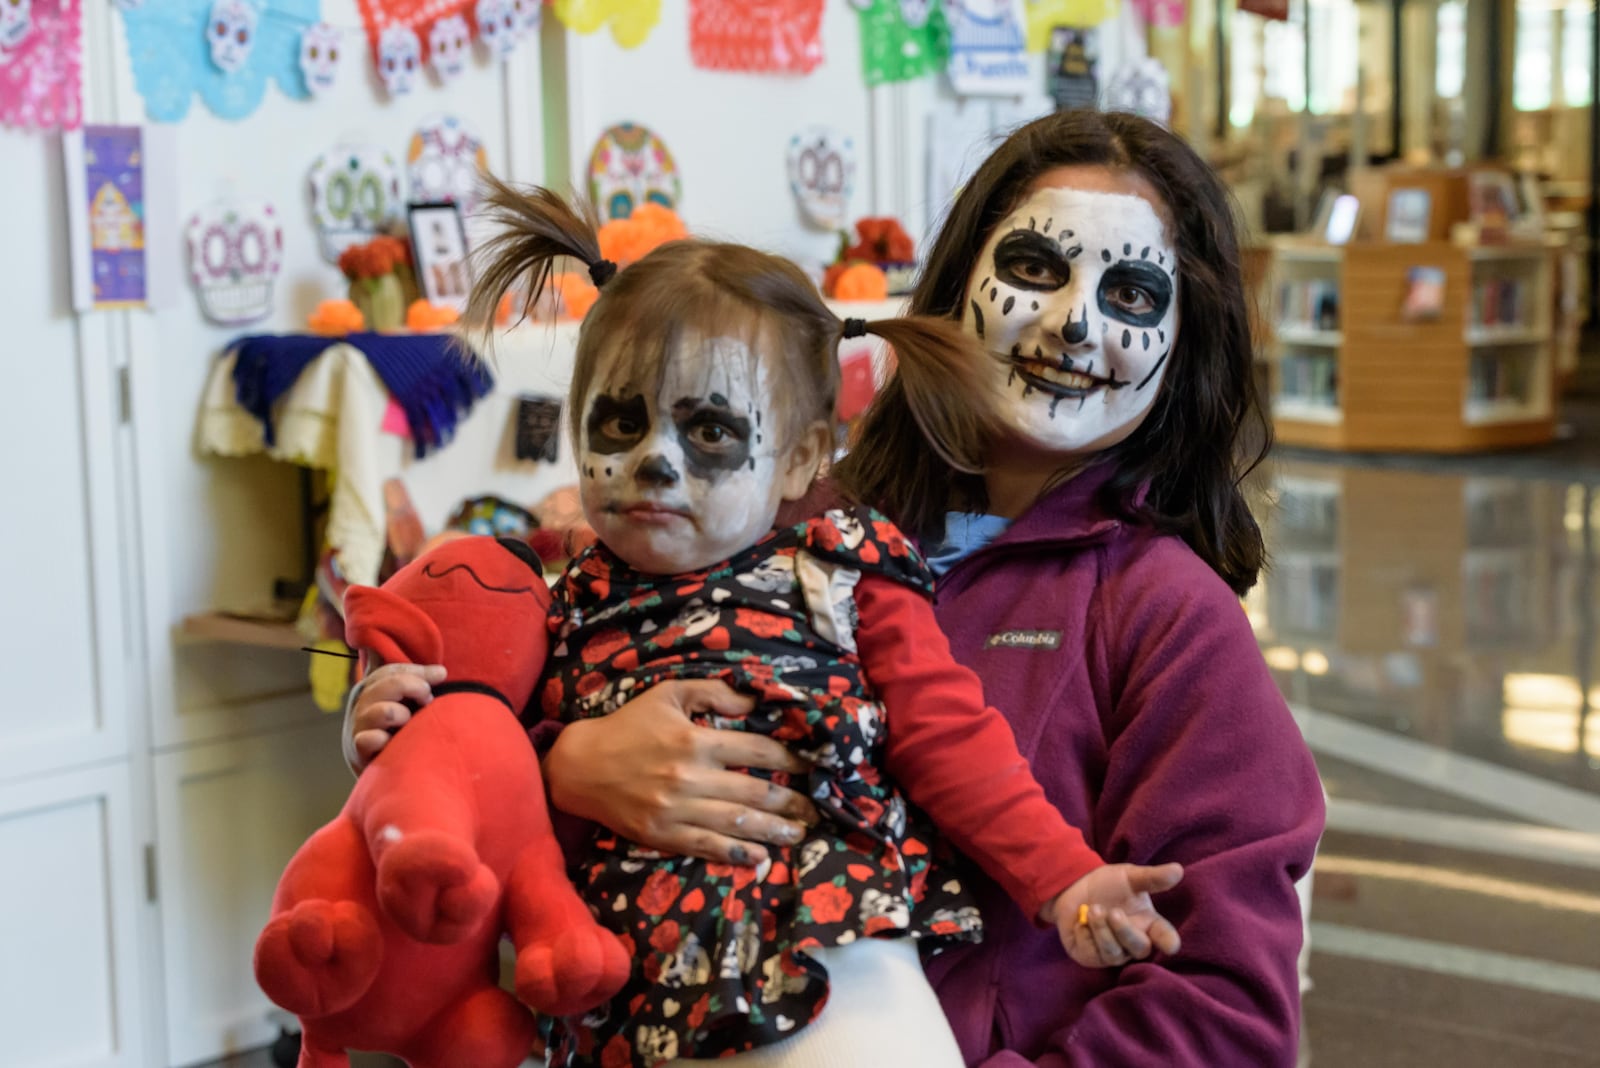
<box><xmin>1257</xmin><ymin>456</ymin><xmax>1600</xmax><ymax>1067</ymax></box>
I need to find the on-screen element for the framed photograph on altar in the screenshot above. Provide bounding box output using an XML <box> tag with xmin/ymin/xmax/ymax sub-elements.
<box><xmin>408</xmin><ymin>201</ymin><xmax>471</xmax><ymax>310</ymax></box>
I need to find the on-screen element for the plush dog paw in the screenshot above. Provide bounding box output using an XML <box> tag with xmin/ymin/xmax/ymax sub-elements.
<box><xmin>376</xmin><ymin>830</ymin><xmax>499</xmax><ymax>944</ymax></box>
<box><xmin>254</xmin><ymin>900</ymin><xmax>383</xmax><ymax>1017</ymax></box>
<box><xmin>515</xmin><ymin>926</ymin><xmax>631</xmax><ymax>1017</ymax></box>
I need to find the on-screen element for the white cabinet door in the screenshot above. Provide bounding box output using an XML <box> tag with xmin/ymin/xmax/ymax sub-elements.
<box><xmin>152</xmin><ymin>714</ymin><xmax>351</xmax><ymax>1067</ymax></box>
<box><xmin>0</xmin><ymin>128</ymin><xmax>132</xmax><ymax>783</ymax></box>
<box><xmin>0</xmin><ymin>764</ymin><xmax>148</xmax><ymax>1068</ymax></box>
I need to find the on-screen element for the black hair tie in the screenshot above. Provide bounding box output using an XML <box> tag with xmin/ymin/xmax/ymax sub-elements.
<box><xmin>589</xmin><ymin>259</ymin><xmax>618</xmax><ymax>287</ymax></box>
<box><xmin>842</xmin><ymin>318</ymin><xmax>869</xmax><ymax>339</ymax></box>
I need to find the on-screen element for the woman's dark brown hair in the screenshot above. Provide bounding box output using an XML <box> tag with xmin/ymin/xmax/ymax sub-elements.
<box><xmin>833</xmin><ymin>110</ymin><xmax>1271</xmax><ymax>595</ymax></box>
<box><xmin>466</xmin><ymin>173</ymin><xmax>1004</xmax><ymax>475</ymax></box>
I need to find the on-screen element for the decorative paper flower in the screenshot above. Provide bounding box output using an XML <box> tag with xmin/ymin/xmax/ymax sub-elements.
<box><xmin>832</xmin><ymin>263</ymin><xmax>890</xmax><ymax>302</ymax></box>
<box><xmin>554</xmin><ymin>273</ymin><xmax>601</xmax><ymax>319</ymax></box>
<box><xmin>597</xmin><ymin>203</ymin><xmax>689</xmax><ymax>267</ymax></box>
<box><xmin>406</xmin><ymin>299</ymin><xmax>460</xmax><ymax>331</ymax></box>
<box><xmin>308</xmin><ymin>298</ymin><xmax>365</xmax><ymax>335</ymax></box>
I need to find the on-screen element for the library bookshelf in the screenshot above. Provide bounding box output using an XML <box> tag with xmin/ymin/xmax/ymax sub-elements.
<box><xmin>1266</xmin><ymin>239</ymin><xmax>1557</xmax><ymax>452</ymax></box>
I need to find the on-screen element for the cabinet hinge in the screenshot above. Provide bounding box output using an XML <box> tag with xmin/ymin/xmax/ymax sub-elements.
<box><xmin>118</xmin><ymin>365</ymin><xmax>133</xmax><ymax>425</ymax></box>
<box><xmin>143</xmin><ymin>842</ymin><xmax>158</xmax><ymax>903</ymax></box>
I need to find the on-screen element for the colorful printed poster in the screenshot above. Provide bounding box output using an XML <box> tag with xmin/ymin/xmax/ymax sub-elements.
<box><xmin>0</xmin><ymin>0</ymin><xmax>82</xmax><ymax>130</ymax></box>
<box><xmin>948</xmin><ymin>0</ymin><xmax>1031</xmax><ymax>96</ymax></box>
<box><xmin>1024</xmin><ymin>0</ymin><xmax>1116</xmax><ymax>50</ymax></box>
<box><xmin>856</xmin><ymin>0</ymin><xmax>951</xmax><ymax>86</ymax></box>
<box><xmin>689</xmin><ymin>0</ymin><xmax>825</xmax><ymax>74</ymax></box>
<box><xmin>1046</xmin><ymin>25</ymin><xmax>1097</xmax><ymax>110</ymax></box>
<box><xmin>83</xmin><ymin>127</ymin><xmax>149</xmax><ymax>308</ymax></box>
<box><xmin>120</xmin><ymin>0</ymin><xmax>317</xmax><ymax>122</ymax></box>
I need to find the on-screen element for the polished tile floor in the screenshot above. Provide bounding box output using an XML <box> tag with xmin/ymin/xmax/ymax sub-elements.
<box><xmin>213</xmin><ymin>400</ymin><xmax>1600</xmax><ymax>1068</ymax></box>
<box><xmin>1259</xmin><ymin>400</ymin><xmax>1600</xmax><ymax>1066</ymax></box>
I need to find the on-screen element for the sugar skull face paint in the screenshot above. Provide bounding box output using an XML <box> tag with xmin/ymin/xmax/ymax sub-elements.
<box><xmin>962</xmin><ymin>185</ymin><xmax>1178</xmax><ymax>456</ymax></box>
<box><xmin>578</xmin><ymin>336</ymin><xmax>787</xmax><ymax>574</ymax></box>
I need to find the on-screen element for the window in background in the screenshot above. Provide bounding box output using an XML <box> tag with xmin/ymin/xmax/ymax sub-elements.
<box><xmin>1436</xmin><ymin>0</ymin><xmax>1466</xmax><ymax>100</ymax></box>
<box><xmin>1229</xmin><ymin>0</ymin><xmax>1359</xmax><ymax>123</ymax></box>
<box><xmin>1514</xmin><ymin>0</ymin><xmax>1555</xmax><ymax>110</ymax></box>
<box><xmin>1562</xmin><ymin>0</ymin><xmax>1594</xmax><ymax>107</ymax></box>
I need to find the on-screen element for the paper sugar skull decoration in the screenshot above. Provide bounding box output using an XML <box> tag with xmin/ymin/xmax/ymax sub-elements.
<box><xmin>511</xmin><ymin>0</ymin><xmax>541</xmax><ymax>37</ymax></box>
<box><xmin>787</xmin><ymin>126</ymin><xmax>855</xmax><ymax>230</ymax></box>
<box><xmin>587</xmin><ymin>122</ymin><xmax>680</xmax><ymax>224</ymax></box>
<box><xmin>298</xmin><ymin>22</ymin><xmax>341</xmax><ymax>95</ymax></box>
<box><xmin>427</xmin><ymin>14</ymin><xmax>470</xmax><ymax>81</ymax></box>
<box><xmin>1103</xmin><ymin>57</ymin><xmax>1172</xmax><ymax>125</ymax></box>
<box><xmin>207</xmin><ymin>0</ymin><xmax>258</xmax><ymax>73</ymax></box>
<box><xmin>185</xmin><ymin>198</ymin><xmax>283</xmax><ymax>324</ymax></box>
<box><xmin>408</xmin><ymin>115</ymin><xmax>489</xmax><ymax>215</ymax></box>
<box><xmin>377</xmin><ymin>22</ymin><xmax>421</xmax><ymax>95</ymax></box>
<box><xmin>308</xmin><ymin>145</ymin><xmax>404</xmax><ymax>262</ymax></box>
<box><xmin>475</xmin><ymin>0</ymin><xmax>519</xmax><ymax>56</ymax></box>
<box><xmin>0</xmin><ymin>0</ymin><xmax>33</xmax><ymax>52</ymax></box>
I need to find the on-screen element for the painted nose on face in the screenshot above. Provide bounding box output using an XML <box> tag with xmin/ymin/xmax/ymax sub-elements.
<box><xmin>635</xmin><ymin>453</ymin><xmax>680</xmax><ymax>487</ymax></box>
<box><xmin>1059</xmin><ymin>303</ymin><xmax>1093</xmax><ymax>348</ymax></box>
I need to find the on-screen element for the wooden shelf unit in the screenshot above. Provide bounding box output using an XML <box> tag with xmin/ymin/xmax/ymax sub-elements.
<box><xmin>1266</xmin><ymin>239</ymin><xmax>1558</xmax><ymax>452</ymax></box>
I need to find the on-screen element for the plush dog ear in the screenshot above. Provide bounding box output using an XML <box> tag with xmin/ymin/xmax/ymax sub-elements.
<box><xmin>344</xmin><ymin>585</ymin><xmax>444</xmax><ymax>668</ymax></box>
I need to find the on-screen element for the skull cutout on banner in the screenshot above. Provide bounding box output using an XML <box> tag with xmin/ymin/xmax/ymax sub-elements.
<box><xmin>511</xmin><ymin>0</ymin><xmax>541</xmax><ymax>38</ymax></box>
<box><xmin>786</xmin><ymin>126</ymin><xmax>855</xmax><ymax>230</ymax></box>
<box><xmin>899</xmin><ymin>0</ymin><xmax>931</xmax><ymax>27</ymax></box>
<box><xmin>308</xmin><ymin>145</ymin><xmax>404</xmax><ymax>261</ymax></box>
<box><xmin>1103</xmin><ymin>57</ymin><xmax>1172</xmax><ymax>125</ymax></box>
<box><xmin>207</xmin><ymin>0</ymin><xmax>258</xmax><ymax>74</ymax></box>
<box><xmin>0</xmin><ymin>0</ymin><xmax>32</xmax><ymax>53</ymax></box>
<box><xmin>428</xmin><ymin>14</ymin><xmax>470</xmax><ymax>81</ymax></box>
<box><xmin>377</xmin><ymin>22</ymin><xmax>421</xmax><ymax>95</ymax></box>
<box><xmin>186</xmin><ymin>199</ymin><xmax>284</xmax><ymax>324</ymax></box>
<box><xmin>587</xmin><ymin>122</ymin><xmax>681</xmax><ymax>224</ymax></box>
<box><xmin>298</xmin><ymin>22</ymin><xmax>341</xmax><ymax>95</ymax></box>
<box><xmin>475</xmin><ymin>0</ymin><xmax>519</xmax><ymax>56</ymax></box>
<box><xmin>408</xmin><ymin>115</ymin><xmax>489</xmax><ymax>215</ymax></box>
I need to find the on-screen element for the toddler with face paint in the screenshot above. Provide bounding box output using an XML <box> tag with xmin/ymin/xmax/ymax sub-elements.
<box><xmin>351</xmin><ymin>178</ymin><xmax>1186</xmax><ymax>1068</ymax></box>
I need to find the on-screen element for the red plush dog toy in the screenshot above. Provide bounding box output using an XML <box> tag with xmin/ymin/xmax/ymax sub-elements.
<box><xmin>253</xmin><ymin>536</ymin><xmax>629</xmax><ymax>1068</ymax></box>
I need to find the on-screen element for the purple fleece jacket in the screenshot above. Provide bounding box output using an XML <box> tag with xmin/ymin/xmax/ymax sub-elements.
<box><xmin>922</xmin><ymin>464</ymin><xmax>1325</xmax><ymax>1068</ymax></box>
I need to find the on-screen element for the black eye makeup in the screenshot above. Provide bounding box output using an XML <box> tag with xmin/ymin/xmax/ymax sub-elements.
<box><xmin>1097</xmin><ymin>260</ymin><xmax>1173</xmax><ymax>327</ymax></box>
<box><xmin>671</xmin><ymin>397</ymin><xmax>752</xmax><ymax>478</ymax></box>
<box><xmin>992</xmin><ymin>231</ymin><xmax>1071</xmax><ymax>292</ymax></box>
<box><xmin>586</xmin><ymin>392</ymin><xmax>650</xmax><ymax>454</ymax></box>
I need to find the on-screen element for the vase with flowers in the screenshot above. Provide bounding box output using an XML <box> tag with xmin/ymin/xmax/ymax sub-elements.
<box><xmin>338</xmin><ymin>235</ymin><xmax>415</xmax><ymax>332</ymax></box>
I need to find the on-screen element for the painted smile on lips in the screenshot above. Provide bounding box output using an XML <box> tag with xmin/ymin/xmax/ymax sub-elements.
<box><xmin>1005</xmin><ymin>345</ymin><xmax>1130</xmax><ymax>398</ymax></box>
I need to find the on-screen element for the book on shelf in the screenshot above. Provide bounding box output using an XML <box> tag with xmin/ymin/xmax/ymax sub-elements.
<box><xmin>1470</xmin><ymin>276</ymin><xmax>1531</xmax><ymax>330</ymax></box>
<box><xmin>1278</xmin><ymin>351</ymin><xmax>1340</xmax><ymax>406</ymax></box>
<box><xmin>1467</xmin><ymin>349</ymin><xmax>1534</xmax><ymax>403</ymax></box>
<box><xmin>1277</xmin><ymin>278</ymin><xmax>1341</xmax><ymax>332</ymax></box>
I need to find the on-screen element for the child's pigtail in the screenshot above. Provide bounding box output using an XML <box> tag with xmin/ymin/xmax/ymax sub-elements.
<box><xmin>841</xmin><ymin>315</ymin><xmax>1003</xmax><ymax>476</ymax></box>
<box><xmin>464</xmin><ymin>173</ymin><xmax>615</xmax><ymax>355</ymax></box>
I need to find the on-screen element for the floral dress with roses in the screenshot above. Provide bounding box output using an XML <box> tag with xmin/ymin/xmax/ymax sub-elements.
<box><xmin>538</xmin><ymin>506</ymin><xmax>988</xmax><ymax>1068</ymax></box>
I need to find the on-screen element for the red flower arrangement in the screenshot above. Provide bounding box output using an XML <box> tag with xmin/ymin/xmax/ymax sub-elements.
<box><xmin>337</xmin><ymin>234</ymin><xmax>413</xmax><ymax>280</ymax></box>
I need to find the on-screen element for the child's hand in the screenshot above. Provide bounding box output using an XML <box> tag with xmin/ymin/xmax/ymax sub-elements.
<box><xmin>1047</xmin><ymin>862</ymin><xmax>1184</xmax><ymax>968</ymax></box>
<box><xmin>347</xmin><ymin>662</ymin><xmax>447</xmax><ymax>772</ymax></box>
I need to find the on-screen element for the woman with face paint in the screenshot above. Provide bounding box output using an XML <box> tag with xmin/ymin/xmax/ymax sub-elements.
<box><xmin>346</xmin><ymin>175</ymin><xmax>1192</xmax><ymax>1068</ymax></box>
<box><xmin>838</xmin><ymin>114</ymin><xmax>1323</xmax><ymax>1066</ymax></box>
<box><xmin>461</xmin><ymin>112</ymin><xmax>1326</xmax><ymax>1067</ymax></box>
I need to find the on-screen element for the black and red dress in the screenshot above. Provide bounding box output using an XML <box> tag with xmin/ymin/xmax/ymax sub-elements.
<box><xmin>539</xmin><ymin>506</ymin><xmax>1100</xmax><ymax>1068</ymax></box>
